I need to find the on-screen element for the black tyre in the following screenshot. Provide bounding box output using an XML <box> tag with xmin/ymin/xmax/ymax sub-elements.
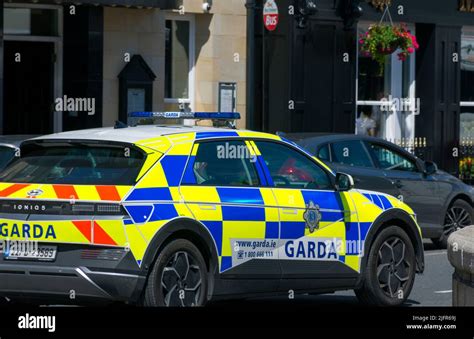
<box><xmin>355</xmin><ymin>226</ymin><xmax>416</xmax><ymax>306</ymax></box>
<box><xmin>432</xmin><ymin>200</ymin><xmax>473</xmax><ymax>249</ymax></box>
<box><xmin>143</xmin><ymin>239</ymin><xmax>208</xmax><ymax>307</ymax></box>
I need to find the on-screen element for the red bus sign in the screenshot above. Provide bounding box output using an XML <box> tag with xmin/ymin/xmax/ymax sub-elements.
<box><xmin>263</xmin><ymin>0</ymin><xmax>279</xmax><ymax>32</ymax></box>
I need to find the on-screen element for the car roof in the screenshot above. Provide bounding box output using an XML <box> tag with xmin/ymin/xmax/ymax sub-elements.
<box><xmin>30</xmin><ymin>125</ymin><xmax>269</xmax><ymax>144</ymax></box>
<box><xmin>285</xmin><ymin>133</ymin><xmax>397</xmax><ymax>145</ymax></box>
<box><xmin>286</xmin><ymin>133</ymin><xmax>422</xmax><ymax>160</ymax></box>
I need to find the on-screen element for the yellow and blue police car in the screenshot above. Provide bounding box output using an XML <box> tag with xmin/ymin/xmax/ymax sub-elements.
<box><xmin>0</xmin><ymin>112</ymin><xmax>424</xmax><ymax>306</ymax></box>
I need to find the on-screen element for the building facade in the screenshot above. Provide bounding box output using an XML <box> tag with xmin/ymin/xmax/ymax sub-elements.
<box><xmin>0</xmin><ymin>0</ymin><xmax>248</xmax><ymax>135</ymax></box>
<box><xmin>247</xmin><ymin>0</ymin><xmax>474</xmax><ymax>175</ymax></box>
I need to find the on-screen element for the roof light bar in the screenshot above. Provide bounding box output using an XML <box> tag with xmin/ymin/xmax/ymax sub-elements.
<box><xmin>129</xmin><ymin>112</ymin><xmax>241</xmax><ymax>120</ymax></box>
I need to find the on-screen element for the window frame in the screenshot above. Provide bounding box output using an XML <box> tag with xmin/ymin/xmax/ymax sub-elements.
<box><xmin>164</xmin><ymin>13</ymin><xmax>195</xmax><ymax>110</ymax></box>
<box><xmin>356</xmin><ymin>21</ymin><xmax>417</xmax><ymax>140</ymax></box>
<box><xmin>252</xmin><ymin>139</ymin><xmax>336</xmax><ymax>191</ymax></box>
<box><xmin>461</xmin><ymin>26</ymin><xmax>474</xmax><ymax>107</ymax></box>
<box><xmin>180</xmin><ymin>139</ymin><xmax>262</xmax><ymax>188</ymax></box>
<box><xmin>329</xmin><ymin>139</ymin><xmax>376</xmax><ymax>169</ymax></box>
<box><xmin>364</xmin><ymin>141</ymin><xmax>420</xmax><ymax>173</ymax></box>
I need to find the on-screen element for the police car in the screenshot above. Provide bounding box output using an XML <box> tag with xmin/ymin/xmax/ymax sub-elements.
<box><xmin>0</xmin><ymin>112</ymin><xmax>424</xmax><ymax>306</ymax></box>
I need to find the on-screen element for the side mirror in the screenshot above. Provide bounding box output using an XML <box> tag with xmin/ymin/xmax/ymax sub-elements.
<box><xmin>424</xmin><ymin>161</ymin><xmax>438</xmax><ymax>176</ymax></box>
<box><xmin>335</xmin><ymin>173</ymin><xmax>355</xmax><ymax>192</ymax></box>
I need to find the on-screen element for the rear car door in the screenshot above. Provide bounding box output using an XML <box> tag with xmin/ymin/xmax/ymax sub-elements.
<box><xmin>329</xmin><ymin>140</ymin><xmax>399</xmax><ymax>198</ymax></box>
<box><xmin>252</xmin><ymin>140</ymin><xmax>360</xmax><ymax>289</ymax></box>
<box><xmin>365</xmin><ymin>141</ymin><xmax>442</xmax><ymax>228</ymax></box>
<box><xmin>179</xmin><ymin>139</ymin><xmax>281</xmax><ymax>285</ymax></box>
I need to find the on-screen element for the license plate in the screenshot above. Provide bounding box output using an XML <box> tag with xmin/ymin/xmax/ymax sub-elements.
<box><xmin>4</xmin><ymin>245</ymin><xmax>57</xmax><ymax>261</ymax></box>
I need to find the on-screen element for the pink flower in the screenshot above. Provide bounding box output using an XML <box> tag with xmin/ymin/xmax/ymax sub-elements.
<box><xmin>407</xmin><ymin>47</ymin><xmax>415</xmax><ymax>53</ymax></box>
<box><xmin>410</xmin><ymin>35</ymin><xmax>420</xmax><ymax>49</ymax></box>
<box><xmin>398</xmin><ymin>53</ymin><xmax>407</xmax><ymax>61</ymax></box>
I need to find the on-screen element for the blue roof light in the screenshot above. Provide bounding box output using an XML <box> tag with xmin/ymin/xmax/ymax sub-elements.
<box><xmin>129</xmin><ymin>112</ymin><xmax>241</xmax><ymax>120</ymax></box>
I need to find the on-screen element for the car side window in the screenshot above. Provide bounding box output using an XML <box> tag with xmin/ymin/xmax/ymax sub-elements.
<box><xmin>191</xmin><ymin>140</ymin><xmax>260</xmax><ymax>187</ymax></box>
<box><xmin>317</xmin><ymin>144</ymin><xmax>331</xmax><ymax>162</ymax></box>
<box><xmin>368</xmin><ymin>143</ymin><xmax>417</xmax><ymax>172</ymax></box>
<box><xmin>331</xmin><ymin>140</ymin><xmax>374</xmax><ymax>168</ymax></box>
<box><xmin>254</xmin><ymin>141</ymin><xmax>332</xmax><ymax>190</ymax></box>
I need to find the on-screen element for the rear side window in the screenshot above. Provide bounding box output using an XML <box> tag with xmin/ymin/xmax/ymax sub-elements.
<box><xmin>331</xmin><ymin>140</ymin><xmax>374</xmax><ymax>168</ymax></box>
<box><xmin>190</xmin><ymin>140</ymin><xmax>260</xmax><ymax>187</ymax></box>
<box><xmin>0</xmin><ymin>143</ymin><xmax>146</xmax><ymax>185</ymax></box>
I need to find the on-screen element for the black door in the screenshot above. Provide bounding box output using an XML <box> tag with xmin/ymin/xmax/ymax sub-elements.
<box><xmin>4</xmin><ymin>41</ymin><xmax>55</xmax><ymax>135</ymax></box>
<box><xmin>289</xmin><ymin>21</ymin><xmax>356</xmax><ymax>134</ymax></box>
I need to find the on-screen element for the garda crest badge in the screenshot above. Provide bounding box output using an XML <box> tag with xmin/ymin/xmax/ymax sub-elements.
<box><xmin>303</xmin><ymin>201</ymin><xmax>321</xmax><ymax>233</ymax></box>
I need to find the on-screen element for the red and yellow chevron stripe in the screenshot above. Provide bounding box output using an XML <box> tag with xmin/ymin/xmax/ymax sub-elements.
<box><xmin>0</xmin><ymin>183</ymin><xmax>132</xmax><ymax>202</ymax></box>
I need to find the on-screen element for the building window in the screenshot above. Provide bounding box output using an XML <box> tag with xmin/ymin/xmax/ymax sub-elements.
<box><xmin>4</xmin><ymin>7</ymin><xmax>59</xmax><ymax>36</ymax></box>
<box><xmin>165</xmin><ymin>15</ymin><xmax>195</xmax><ymax>109</ymax></box>
<box><xmin>460</xmin><ymin>27</ymin><xmax>474</xmax><ymax>140</ymax></box>
<box><xmin>356</xmin><ymin>22</ymin><xmax>416</xmax><ymax>141</ymax></box>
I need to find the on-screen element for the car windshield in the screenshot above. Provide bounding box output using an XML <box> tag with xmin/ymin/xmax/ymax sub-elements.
<box><xmin>0</xmin><ymin>142</ymin><xmax>146</xmax><ymax>185</ymax></box>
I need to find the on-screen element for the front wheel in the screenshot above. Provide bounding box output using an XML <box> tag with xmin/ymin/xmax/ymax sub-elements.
<box><xmin>355</xmin><ymin>226</ymin><xmax>416</xmax><ymax>306</ymax></box>
<box><xmin>432</xmin><ymin>200</ymin><xmax>473</xmax><ymax>249</ymax></box>
<box><xmin>143</xmin><ymin>239</ymin><xmax>208</xmax><ymax>307</ymax></box>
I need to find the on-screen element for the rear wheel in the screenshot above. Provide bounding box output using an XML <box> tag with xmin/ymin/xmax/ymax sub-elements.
<box><xmin>432</xmin><ymin>200</ymin><xmax>473</xmax><ymax>249</ymax></box>
<box><xmin>355</xmin><ymin>226</ymin><xmax>416</xmax><ymax>306</ymax></box>
<box><xmin>143</xmin><ymin>239</ymin><xmax>208</xmax><ymax>307</ymax></box>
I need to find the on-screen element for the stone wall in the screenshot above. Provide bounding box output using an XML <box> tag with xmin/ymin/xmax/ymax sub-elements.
<box><xmin>448</xmin><ymin>227</ymin><xmax>474</xmax><ymax>306</ymax></box>
<box><xmin>102</xmin><ymin>1</ymin><xmax>247</xmax><ymax>128</ymax></box>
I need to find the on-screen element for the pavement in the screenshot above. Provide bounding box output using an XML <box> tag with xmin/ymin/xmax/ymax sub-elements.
<box><xmin>211</xmin><ymin>241</ymin><xmax>452</xmax><ymax>307</ymax></box>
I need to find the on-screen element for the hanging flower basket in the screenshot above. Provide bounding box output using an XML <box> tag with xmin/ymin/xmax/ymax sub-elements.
<box><xmin>359</xmin><ymin>23</ymin><xmax>419</xmax><ymax>76</ymax></box>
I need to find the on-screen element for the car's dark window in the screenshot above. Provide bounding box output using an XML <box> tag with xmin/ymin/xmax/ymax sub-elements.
<box><xmin>317</xmin><ymin>144</ymin><xmax>331</xmax><ymax>161</ymax></box>
<box><xmin>192</xmin><ymin>140</ymin><xmax>259</xmax><ymax>187</ymax></box>
<box><xmin>254</xmin><ymin>141</ymin><xmax>332</xmax><ymax>190</ymax></box>
<box><xmin>0</xmin><ymin>146</ymin><xmax>17</xmax><ymax>170</ymax></box>
<box><xmin>368</xmin><ymin>143</ymin><xmax>417</xmax><ymax>172</ymax></box>
<box><xmin>0</xmin><ymin>143</ymin><xmax>146</xmax><ymax>185</ymax></box>
<box><xmin>331</xmin><ymin>140</ymin><xmax>374</xmax><ymax>168</ymax></box>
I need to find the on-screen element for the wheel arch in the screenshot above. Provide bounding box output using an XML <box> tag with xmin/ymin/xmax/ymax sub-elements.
<box><xmin>140</xmin><ymin>217</ymin><xmax>219</xmax><ymax>300</ymax></box>
<box><xmin>356</xmin><ymin>208</ymin><xmax>425</xmax><ymax>288</ymax></box>
<box><xmin>437</xmin><ymin>193</ymin><xmax>473</xmax><ymax>229</ymax></box>
<box><xmin>447</xmin><ymin>193</ymin><xmax>473</xmax><ymax>209</ymax></box>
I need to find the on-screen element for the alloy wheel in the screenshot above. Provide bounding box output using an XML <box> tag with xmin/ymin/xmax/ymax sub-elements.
<box><xmin>376</xmin><ymin>237</ymin><xmax>411</xmax><ymax>298</ymax></box>
<box><xmin>160</xmin><ymin>251</ymin><xmax>203</xmax><ymax>307</ymax></box>
<box><xmin>443</xmin><ymin>206</ymin><xmax>472</xmax><ymax>236</ymax></box>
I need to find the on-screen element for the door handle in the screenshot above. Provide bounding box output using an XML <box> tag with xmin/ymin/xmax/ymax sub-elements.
<box><xmin>198</xmin><ymin>204</ymin><xmax>217</xmax><ymax>211</ymax></box>
<box><xmin>282</xmin><ymin>208</ymin><xmax>298</xmax><ymax>215</ymax></box>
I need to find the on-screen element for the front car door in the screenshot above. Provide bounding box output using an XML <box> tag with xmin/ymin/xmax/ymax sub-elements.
<box><xmin>179</xmin><ymin>139</ymin><xmax>281</xmax><ymax>289</ymax></box>
<box><xmin>365</xmin><ymin>141</ymin><xmax>443</xmax><ymax>231</ymax></box>
<box><xmin>251</xmin><ymin>140</ymin><xmax>361</xmax><ymax>291</ymax></box>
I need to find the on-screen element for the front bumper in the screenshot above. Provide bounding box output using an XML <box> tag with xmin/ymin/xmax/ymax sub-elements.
<box><xmin>0</xmin><ymin>245</ymin><xmax>145</xmax><ymax>304</ymax></box>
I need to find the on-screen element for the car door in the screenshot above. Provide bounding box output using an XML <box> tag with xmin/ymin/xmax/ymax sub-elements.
<box><xmin>365</xmin><ymin>141</ymin><xmax>443</xmax><ymax>228</ymax></box>
<box><xmin>328</xmin><ymin>140</ymin><xmax>400</xmax><ymax>198</ymax></box>
<box><xmin>251</xmin><ymin>140</ymin><xmax>360</xmax><ymax>290</ymax></box>
<box><xmin>179</xmin><ymin>139</ymin><xmax>281</xmax><ymax>287</ymax></box>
